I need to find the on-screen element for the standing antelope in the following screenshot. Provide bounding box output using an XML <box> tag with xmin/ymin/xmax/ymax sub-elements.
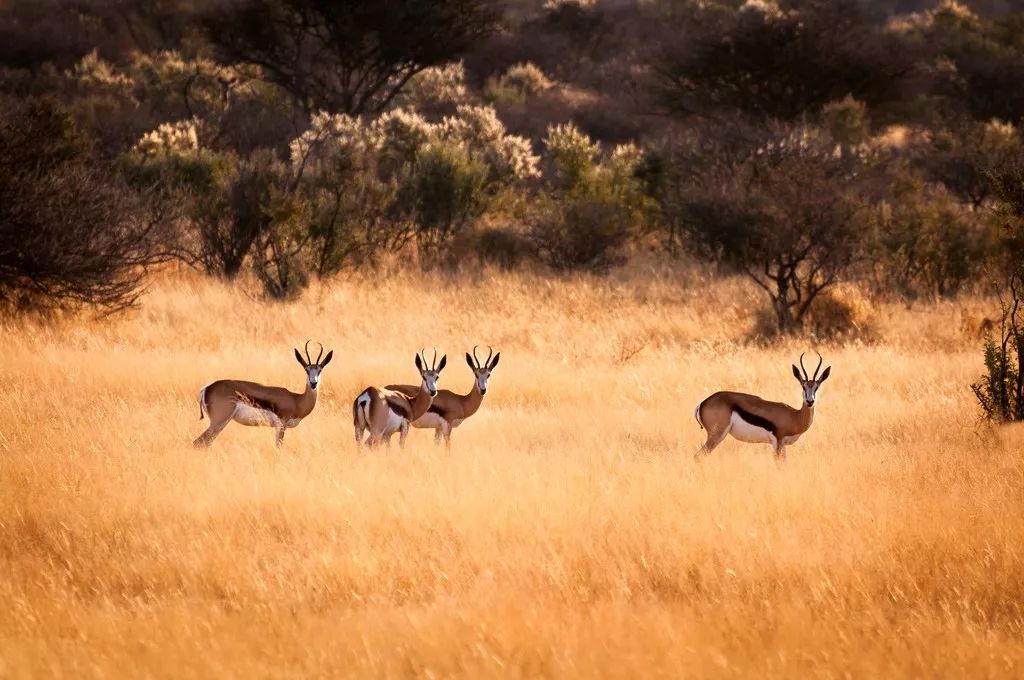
<box><xmin>352</xmin><ymin>350</ymin><xmax>447</xmax><ymax>449</ymax></box>
<box><xmin>694</xmin><ymin>352</ymin><xmax>831</xmax><ymax>463</ymax></box>
<box><xmin>387</xmin><ymin>345</ymin><xmax>500</xmax><ymax>447</ymax></box>
<box><xmin>194</xmin><ymin>341</ymin><xmax>334</xmax><ymax>448</ymax></box>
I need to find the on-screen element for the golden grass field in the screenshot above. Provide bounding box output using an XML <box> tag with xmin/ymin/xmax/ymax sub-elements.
<box><xmin>1</xmin><ymin>267</ymin><xmax>1023</xmax><ymax>678</ymax></box>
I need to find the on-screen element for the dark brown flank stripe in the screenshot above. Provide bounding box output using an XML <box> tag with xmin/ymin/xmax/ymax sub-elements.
<box><xmin>385</xmin><ymin>395</ymin><xmax>413</xmax><ymax>420</ymax></box>
<box><xmin>733</xmin><ymin>406</ymin><xmax>777</xmax><ymax>436</ymax></box>
<box><xmin>427</xmin><ymin>404</ymin><xmax>448</xmax><ymax>418</ymax></box>
<box><xmin>236</xmin><ymin>392</ymin><xmax>282</xmax><ymax>416</ymax></box>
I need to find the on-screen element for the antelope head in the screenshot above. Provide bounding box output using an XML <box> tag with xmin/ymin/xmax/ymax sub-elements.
<box><xmin>791</xmin><ymin>351</ymin><xmax>831</xmax><ymax>408</ymax></box>
<box><xmin>294</xmin><ymin>340</ymin><xmax>334</xmax><ymax>390</ymax></box>
<box><xmin>465</xmin><ymin>345</ymin><xmax>501</xmax><ymax>395</ymax></box>
<box><xmin>415</xmin><ymin>349</ymin><xmax>447</xmax><ymax>397</ymax></box>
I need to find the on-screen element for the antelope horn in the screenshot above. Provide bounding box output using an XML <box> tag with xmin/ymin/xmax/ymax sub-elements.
<box><xmin>315</xmin><ymin>341</ymin><xmax>324</xmax><ymax>366</ymax></box>
<box><xmin>485</xmin><ymin>345</ymin><xmax>494</xmax><ymax>368</ymax></box>
<box><xmin>812</xmin><ymin>350</ymin><xmax>823</xmax><ymax>381</ymax></box>
<box><xmin>303</xmin><ymin>339</ymin><xmax>313</xmax><ymax>366</ymax></box>
<box><xmin>432</xmin><ymin>348</ymin><xmax>438</xmax><ymax>370</ymax></box>
<box><xmin>799</xmin><ymin>352</ymin><xmax>808</xmax><ymax>381</ymax></box>
<box><xmin>472</xmin><ymin>345</ymin><xmax>482</xmax><ymax>369</ymax></box>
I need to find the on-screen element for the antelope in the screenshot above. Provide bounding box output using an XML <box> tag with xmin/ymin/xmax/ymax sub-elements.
<box><xmin>387</xmin><ymin>345</ymin><xmax>500</xmax><ymax>447</ymax></box>
<box><xmin>352</xmin><ymin>350</ymin><xmax>447</xmax><ymax>449</ymax></box>
<box><xmin>694</xmin><ymin>352</ymin><xmax>831</xmax><ymax>463</ymax></box>
<box><xmin>193</xmin><ymin>340</ymin><xmax>334</xmax><ymax>448</ymax></box>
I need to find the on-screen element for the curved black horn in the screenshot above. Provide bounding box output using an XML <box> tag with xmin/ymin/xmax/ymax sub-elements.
<box><xmin>432</xmin><ymin>348</ymin><xmax>438</xmax><ymax>370</ymax></box>
<box><xmin>315</xmin><ymin>341</ymin><xmax>324</xmax><ymax>366</ymax></box>
<box><xmin>303</xmin><ymin>339</ymin><xmax>313</xmax><ymax>365</ymax></box>
<box><xmin>812</xmin><ymin>350</ymin><xmax>824</xmax><ymax>381</ymax></box>
<box><xmin>472</xmin><ymin>345</ymin><xmax>482</xmax><ymax>369</ymax></box>
<box><xmin>798</xmin><ymin>352</ymin><xmax>808</xmax><ymax>380</ymax></box>
<box><xmin>485</xmin><ymin>345</ymin><xmax>494</xmax><ymax>368</ymax></box>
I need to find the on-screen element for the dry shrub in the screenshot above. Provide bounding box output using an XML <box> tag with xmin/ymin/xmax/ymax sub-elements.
<box><xmin>484</xmin><ymin>61</ymin><xmax>555</xmax><ymax>104</ymax></box>
<box><xmin>805</xmin><ymin>283</ymin><xmax>878</xmax><ymax>342</ymax></box>
<box><xmin>473</xmin><ymin>225</ymin><xmax>536</xmax><ymax>270</ymax></box>
<box><xmin>751</xmin><ymin>283</ymin><xmax>877</xmax><ymax>342</ymax></box>
<box><xmin>961</xmin><ymin>313</ymin><xmax>997</xmax><ymax>341</ymax></box>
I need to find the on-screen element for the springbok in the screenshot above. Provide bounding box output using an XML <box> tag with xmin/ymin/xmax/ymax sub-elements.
<box><xmin>352</xmin><ymin>350</ymin><xmax>447</xmax><ymax>449</ymax></box>
<box><xmin>194</xmin><ymin>340</ymin><xmax>334</xmax><ymax>448</ymax></box>
<box><xmin>387</xmin><ymin>345</ymin><xmax>500</xmax><ymax>447</ymax></box>
<box><xmin>694</xmin><ymin>352</ymin><xmax>831</xmax><ymax>463</ymax></box>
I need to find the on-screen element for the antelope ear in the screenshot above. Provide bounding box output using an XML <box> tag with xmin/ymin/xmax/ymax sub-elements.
<box><xmin>319</xmin><ymin>350</ymin><xmax>333</xmax><ymax>368</ymax></box>
<box><xmin>792</xmin><ymin>365</ymin><xmax>801</xmax><ymax>380</ymax></box>
<box><xmin>489</xmin><ymin>352</ymin><xmax>500</xmax><ymax>369</ymax></box>
<box><xmin>466</xmin><ymin>352</ymin><xmax>475</xmax><ymax>368</ymax></box>
<box><xmin>415</xmin><ymin>354</ymin><xmax>423</xmax><ymax>371</ymax></box>
<box><xmin>819</xmin><ymin>366</ymin><xmax>831</xmax><ymax>382</ymax></box>
<box><xmin>437</xmin><ymin>355</ymin><xmax>447</xmax><ymax>371</ymax></box>
<box><xmin>295</xmin><ymin>349</ymin><xmax>306</xmax><ymax>367</ymax></box>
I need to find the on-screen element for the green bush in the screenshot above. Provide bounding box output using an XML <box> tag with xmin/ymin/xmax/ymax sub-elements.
<box><xmin>972</xmin><ymin>284</ymin><xmax>1024</xmax><ymax>423</ymax></box>
<box><xmin>531</xmin><ymin>123</ymin><xmax>649</xmax><ymax>273</ymax></box>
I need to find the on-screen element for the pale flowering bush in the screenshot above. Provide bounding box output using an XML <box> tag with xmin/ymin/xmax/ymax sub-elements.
<box><xmin>70</xmin><ymin>51</ymin><xmax>132</xmax><ymax>91</ymax></box>
<box><xmin>130</xmin><ymin>51</ymin><xmax>227</xmax><ymax>104</ymax></box>
<box><xmin>740</xmin><ymin>0</ymin><xmax>785</xmax><ymax>20</ymax></box>
<box><xmin>544</xmin><ymin>122</ymin><xmax>601</xmax><ymax>189</ymax></box>
<box><xmin>372</xmin><ymin>107</ymin><xmax>437</xmax><ymax>162</ymax></box>
<box><xmin>543</xmin><ymin>0</ymin><xmax>594</xmax><ymax>9</ymax></box>
<box><xmin>397</xmin><ymin>61</ymin><xmax>469</xmax><ymax>107</ymax></box>
<box><xmin>283</xmin><ymin>103</ymin><xmax>539</xmax><ymax>263</ymax></box>
<box><xmin>484</xmin><ymin>62</ymin><xmax>555</xmax><ymax>104</ymax></box>
<box><xmin>982</xmin><ymin>119</ymin><xmax>1017</xmax><ymax>148</ymax></box>
<box><xmin>440</xmin><ymin>105</ymin><xmax>540</xmax><ymax>180</ymax></box>
<box><xmin>132</xmin><ymin>119</ymin><xmax>203</xmax><ymax>156</ymax></box>
<box><xmin>289</xmin><ymin>111</ymin><xmax>377</xmax><ymax>175</ymax></box>
<box><xmin>608</xmin><ymin>143</ymin><xmax>643</xmax><ymax>179</ymax></box>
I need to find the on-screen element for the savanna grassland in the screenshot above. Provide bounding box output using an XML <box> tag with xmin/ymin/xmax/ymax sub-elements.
<box><xmin>1</xmin><ymin>268</ymin><xmax>1022</xmax><ymax>679</ymax></box>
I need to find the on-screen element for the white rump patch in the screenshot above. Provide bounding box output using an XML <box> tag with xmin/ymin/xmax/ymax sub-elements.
<box><xmin>728</xmin><ymin>411</ymin><xmax>775</xmax><ymax>445</ymax></box>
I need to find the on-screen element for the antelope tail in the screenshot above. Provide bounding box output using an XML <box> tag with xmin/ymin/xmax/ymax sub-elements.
<box><xmin>354</xmin><ymin>392</ymin><xmax>371</xmax><ymax>428</ymax></box>
<box><xmin>198</xmin><ymin>385</ymin><xmax>211</xmax><ymax>421</ymax></box>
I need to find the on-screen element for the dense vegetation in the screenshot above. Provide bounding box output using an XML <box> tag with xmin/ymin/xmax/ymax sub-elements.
<box><xmin>1</xmin><ymin>0</ymin><xmax>1022</xmax><ymax>342</ymax></box>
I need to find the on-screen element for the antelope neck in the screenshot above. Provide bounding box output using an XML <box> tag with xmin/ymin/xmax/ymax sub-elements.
<box><xmin>459</xmin><ymin>383</ymin><xmax>485</xmax><ymax>418</ymax></box>
<box><xmin>296</xmin><ymin>383</ymin><xmax>318</xmax><ymax>418</ymax></box>
<box><xmin>409</xmin><ymin>384</ymin><xmax>434</xmax><ymax>420</ymax></box>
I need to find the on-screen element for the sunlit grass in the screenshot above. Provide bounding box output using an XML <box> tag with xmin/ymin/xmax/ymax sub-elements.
<box><xmin>0</xmin><ymin>270</ymin><xmax>1020</xmax><ymax>678</ymax></box>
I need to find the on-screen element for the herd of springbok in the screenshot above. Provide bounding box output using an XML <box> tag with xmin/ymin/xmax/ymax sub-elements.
<box><xmin>193</xmin><ymin>341</ymin><xmax>830</xmax><ymax>462</ymax></box>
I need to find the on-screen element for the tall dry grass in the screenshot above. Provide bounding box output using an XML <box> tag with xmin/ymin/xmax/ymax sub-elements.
<box><xmin>0</xmin><ymin>269</ymin><xmax>1021</xmax><ymax>678</ymax></box>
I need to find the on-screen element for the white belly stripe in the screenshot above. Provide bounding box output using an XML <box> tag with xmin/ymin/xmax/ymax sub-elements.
<box><xmin>728</xmin><ymin>411</ymin><xmax>775</xmax><ymax>444</ymax></box>
<box><xmin>412</xmin><ymin>412</ymin><xmax>446</xmax><ymax>429</ymax></box>
<box><xmin>233</xmin><ymin>403</ymin><xmax>276</xmax><ymax>427</ymax></box>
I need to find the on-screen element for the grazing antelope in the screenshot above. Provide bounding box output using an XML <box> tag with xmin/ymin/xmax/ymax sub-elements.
<box><xmin>193</xmin><ymin>341</ymin><xmax>334</xmax><ymax>448</ymax></box>
<box><xmin>694</xmin><ymin>352</ymin><xmax>831</xmax><ymax>463</ymax></box>
<box><xmin>352</xmin><ymin>350</ymin><xmax>447</xmax><ymax>449</ymax></box>
<box><xmin>387</xmin><ymin>345</ymin><xmax>500</xmax><ymax>447</ymax></box>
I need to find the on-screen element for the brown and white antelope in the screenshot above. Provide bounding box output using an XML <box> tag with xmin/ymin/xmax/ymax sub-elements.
<box><xmin>194</xmin><ymin>341</ymin><xmax>334</xmax><ymax>448</ymax></box>
<box><xmin>694</xmin><ymin>352</ymin><xmax>831</xmax><ymax>463</ymax></box>
<box><xmin>352</xmin><ymin>350</ymin><xmax>447</xmax><ymax>449</ymax></box>
<box><xmin>387</xmin><ymin>345</ymin><xmax>500</xmax><ymax>447</ymax></box>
